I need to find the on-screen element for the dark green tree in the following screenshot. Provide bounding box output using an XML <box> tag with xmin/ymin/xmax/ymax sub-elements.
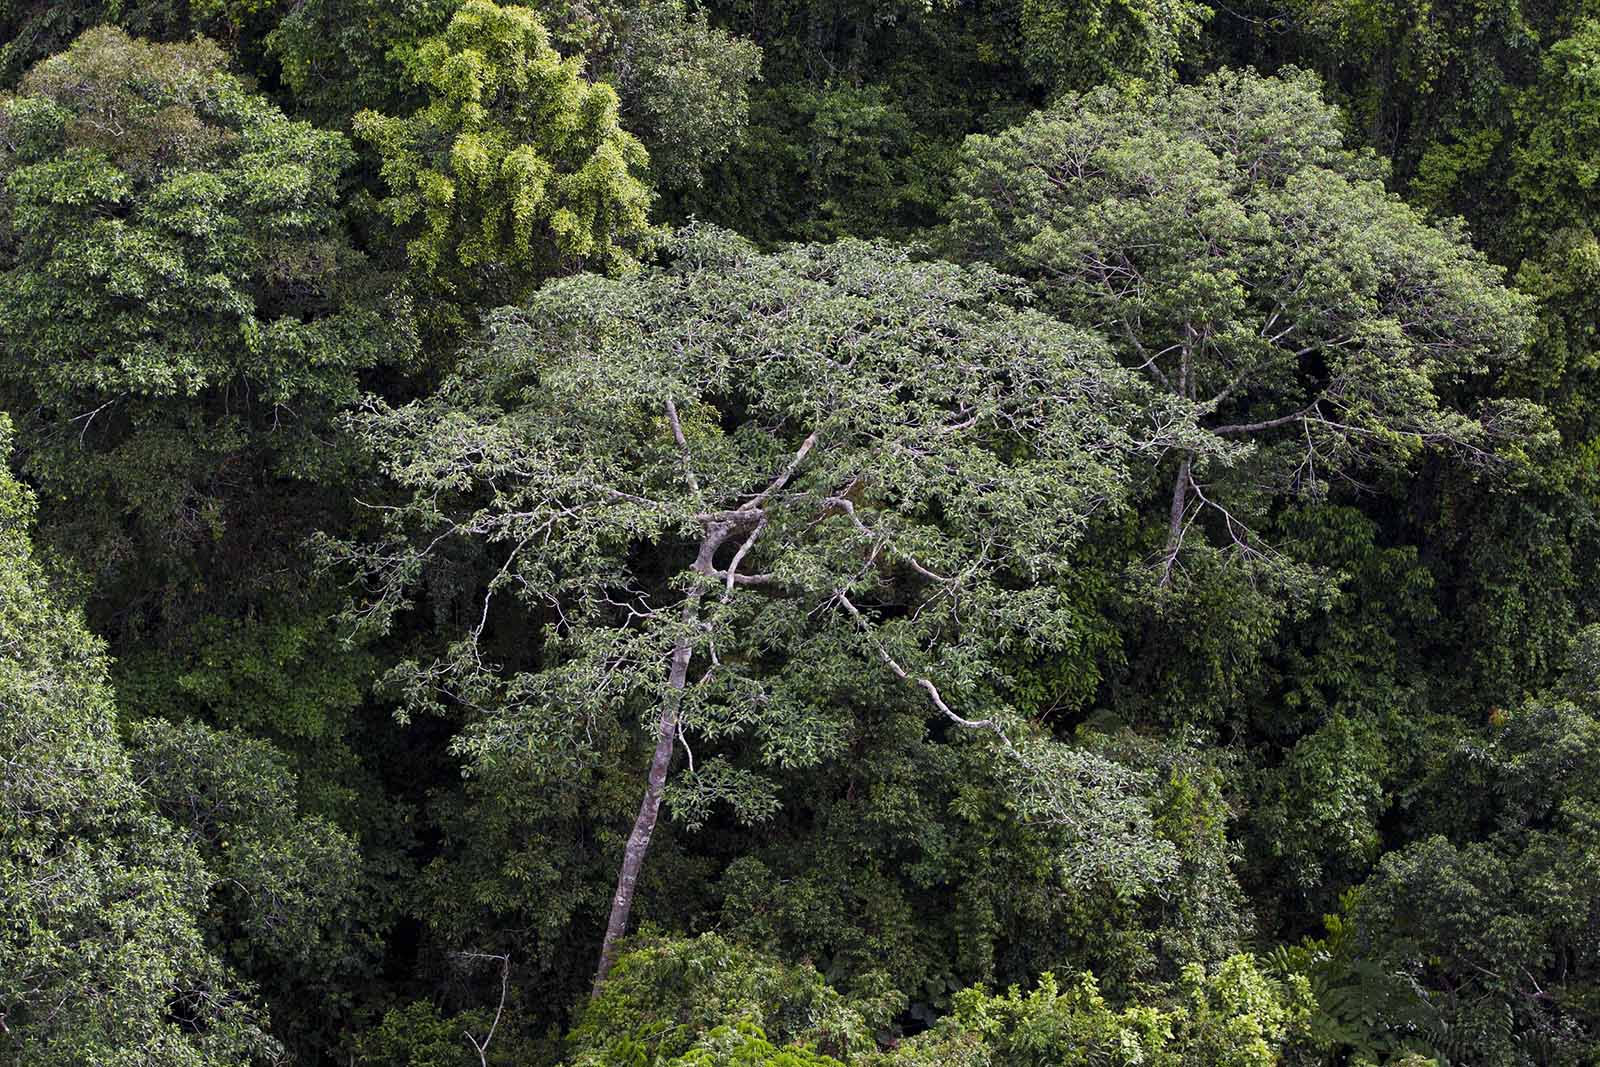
<box><xmin>129</xmin><ymin>718</ymin><xmax>376</xmax><ymax>1061</ymax></box>
<box><xmin>690</xmin><ymin>0</ymin><xmax>1212</xmax><ymax>242</ymax></box>
<box><xmin>0</xmin><ymin>0</ymin><xmax>287</xmax><ymax>87</ymax></box>
<box><xmin>0</xmin><ymin>26</ymin><xmax>415</xmax><ymax>635</ymax></box>
<box><xmin>1331</xmin><ymin>627</ymin><xmax>1600</xmax><ymax>1064</ymax></box>
<box><xmin>0</xmin><ymin>415</ymin><xmax>275</xmax><ymax>1066</ymax></box>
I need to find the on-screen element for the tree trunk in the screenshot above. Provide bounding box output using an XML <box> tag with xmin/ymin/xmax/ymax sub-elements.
<box><xmin>1165</xmin><ymin>453</ymin><xmax>1191</xmax><ymax>556</ymax></box>
<box><xmin>1158</xmin><ymin>323</ymin><xmax>1197</xmax><ymax>580</ymax></box>
<box><xmin>590</xmin><ymin>683</ymin><xmax>680</xmax><ymax>996</ymax></box>
<box><xmin>591</xmin><ymin>533</ymin><xmax>721</xmax><ymax>996</ymax></box>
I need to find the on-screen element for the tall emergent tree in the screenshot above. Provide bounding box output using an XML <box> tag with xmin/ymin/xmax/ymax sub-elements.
<box><xmin>0</xmin><ymin>416</ymin><xmax>274</xmax><ymax>1067</ymax></box>
<box><xmin>944</xmin><ymin>68</ymin><xmax>1549</xmax><ymax>585</ymax></box>
<box><xmin>331</xmin><ymin>226</ymin><xmax>1218</xmax><ymax>993</ymax></box>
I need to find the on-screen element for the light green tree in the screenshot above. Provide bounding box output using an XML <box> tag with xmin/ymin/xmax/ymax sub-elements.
<box><xmin>352</xmin><ymin>0</ymin><xmax>657</xmax><ymax>330</ymax></box>
<box><xmin>270</xmin><ymin>0</ymin><xmax>759</xmax><ymax>193</ymax></box>
<box><xmin>564</xmin><ymin>933</ymin><xmax>882</xmax><ymax>1065</ymax></box>
<box><xmin>873</xmin><ymin>956</ymin><xmax>1311</xmax><ymax>1067</ymax></box>
<box><xmin>328</xmin><ymin>225</ymin><xmax>1217</xmax><ymax>993</ymax></box>
<box><xmin>560</xmin><ymin>937</ymin><xmax>1310</xmax><ymax>1067</ymax></box>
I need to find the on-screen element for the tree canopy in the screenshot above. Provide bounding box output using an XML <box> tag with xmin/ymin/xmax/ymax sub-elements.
<box><xmin>4</xmin><ymin>5</ymin><xmax>1600</xmax><ymax>1067</ymax></box>
<box><xmin>945</xmin><ymin>68</ymin><xmax>1549</xmax><ymax>588</ymax></box>
<box><xmin>0</xmin><ymin>26</ymin><xmax>413</xmax><ymax>632</ymax></box>
<box><xmin>333</xmin><ymin>225</ymin><xmax>1218</xmax><ymax>992</ymax></box>
<box><xmin>352</xmin><ymin>0</ymin><xmax>657</xmax><ymax>330</ymax></box>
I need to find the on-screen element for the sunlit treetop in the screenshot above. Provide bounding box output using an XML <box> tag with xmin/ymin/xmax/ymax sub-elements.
<box><xmin>353</xmin><ymin>0</ymin><xmax>658</xmax><ymax>328</ymax></box>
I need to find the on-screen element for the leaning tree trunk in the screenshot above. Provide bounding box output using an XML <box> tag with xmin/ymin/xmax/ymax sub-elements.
<box><xmin>591</xmin><ymin>534</ymin><xmax>720</xmax><ymax>996</ymax></box>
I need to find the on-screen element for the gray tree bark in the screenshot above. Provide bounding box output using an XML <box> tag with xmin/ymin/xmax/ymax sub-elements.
<box><xmin>591</xmin><ymin>529</ymin><xmax>725</xmax><ymax>995</ymax></box>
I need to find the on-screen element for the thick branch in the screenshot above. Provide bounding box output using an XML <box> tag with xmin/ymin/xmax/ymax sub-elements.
<box><xmin>1211</xmin><ymin>402</ymin><xmax>1316</xmax><ymax>436</ymax></box>
<box><xmin>693</xmin><ymin>508</ymin><xmax>767</xmax><ymax>527</ymax></box>
<box><xmin>1159</xmin><ymin>453</ymin><xmax>1192</xmax><ymax>587</ymax></box>
<box><xmin>741</xmin><ymin>430</ymin><xmax>820</xmax><ymax>512</ymax></box>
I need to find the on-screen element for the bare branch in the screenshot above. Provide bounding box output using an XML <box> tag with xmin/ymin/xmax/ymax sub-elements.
<box><xmin>823</xmin><ymin>495</ymin><xmax>951</xmax><ymax>582</ymax></box>
<box><xmin>1211</xmin><ymin>402</ymin><xmax>1317</xmax><ymax>436</ymax></box>
<box><xmin>69</xmin><ymin>398</ymin><xmax>119</xmax><ymax>445</ymax></box>
<box><xmin>459</xmin><ymin>953</ymin><xmax>509</xmax><ymax>1067</ymax></box>
<box><xmin>832</xmin><ymin>590</ymin><xmax>1000</xmax><ymax>733</ymax></box>
<box><xmin>720</xmin><ymin>514</ymin><xmax>768</xmax><ymax>601</ymax></box>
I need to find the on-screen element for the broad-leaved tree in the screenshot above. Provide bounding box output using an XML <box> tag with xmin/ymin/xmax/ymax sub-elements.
<box><xmin>330</xmin><ymin>226</ymin><xmax>1216</xmax><ymax>993</ymax></box>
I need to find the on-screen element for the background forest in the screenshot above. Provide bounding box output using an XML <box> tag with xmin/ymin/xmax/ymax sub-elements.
<box><xmin>2</xmin><ymin>0</ymin><xmax>1600</xmax><ymax>1064</ymax></box>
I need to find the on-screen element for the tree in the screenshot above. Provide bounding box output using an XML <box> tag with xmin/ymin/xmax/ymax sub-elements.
<box><xmin>566</xmin><ymin>0</ymin><xmax>761</xmax><ymax>192</ymax></box>
<box><xmin>129</xmin><ymin>718</ymin><xmax>375</xmax><ymax>1062</ymax></box>
<box><xmin>0</xmin><ymin>415</ymin><xmax>274</xmax><ymax>1066</ymax></box>
<box><xmin>270</xmin><ymin>0</ymin><xmax>759</xmax><ymax>194</ymax></box>
<box><xmin>693</xmin><ymin>720</ymin><xmax>1256</xmax><ymax>1023</ymax></box>
<box><xmin>267</xmin><ymin>0</ymin><xmax>455</xmax><ymax>125</ymax></box>
<box><xmin>1328</xmin><ymin>627</ymin><xmax>1600</xmax><ymax>1064</ymax></box>
<box><xmin>1013</xmin><ymin>0</ymin><xmax>1209</xmax><ymax>93</ymax></box>
<box><xmin>351</xmin><ymin>0</ymin><xmax>657</xmax><ymax>333</ymax></box>
<box><xmin>329</xmin><ymin>225</ymin><xmax>1214</xmax><ymax>994</ymax></box>
<box><xmin>944</xmin><ymin>68</ymin><xmax>1548</xmax><ymax>587</ymax></box>
<box><xmin>871</xmin><ymin>958</ymin><xmax>1312</xmax><ymax>1067</ymax></box>
<box><xmin>560</xmin><ymin>938</ymin><xmax>1311</xmax><ymax>1067</ymax></box>
<box><xmin>564</xmin><ymin>933</ymin><xmax>884</xmax><ymax>1065</ymax></box>
<box><xmin>687</xmin><ymin>0</ymin><xmax>1212</xmax><ymax>243</ymax></box>
<box><xmin>0</xmin><ymin>26</ymin><xmax>414</xmax><ymax>633</ymax></box>
<box><xmin>0</xmin><ymin>0</ymin><xmax>285</xmax><ymax>87</ymax></box>
<box><xmin>1204</xmin><ymin>0</ymin><xmax>1543</xmax><ymax>196</ymax></box>
<box><xmin>1505</xmin><ymin>18</ymin><xmax>1600</xmax><ymax>450</ymax></box>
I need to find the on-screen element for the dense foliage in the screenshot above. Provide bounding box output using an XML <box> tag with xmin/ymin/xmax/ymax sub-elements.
<box><xmin>0</xmin><ymin>417</ymin><xmax>274</xmax><ymax>1066</ymax></box>
<box><xmin>1</xmin><ymin>2</ymin><xmax>1598</xmax><ymax>1066</ymax></box>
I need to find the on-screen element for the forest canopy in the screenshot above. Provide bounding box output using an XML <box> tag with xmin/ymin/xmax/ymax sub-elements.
<box><xmin>0</xmin><ymin>2</ymin><xmax>1596</xmax><ymax>1066</ymax></box>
